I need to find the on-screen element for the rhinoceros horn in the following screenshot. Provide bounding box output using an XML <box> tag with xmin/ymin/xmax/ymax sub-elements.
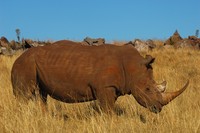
<box><xmin>161</xmin><ymin>80</ymin><xmax>189</xmax><ymax>105</ymax></box>
<box><xmin>157</xmin><ymin>81</ymin><xmax>167</xmax><ymax>92</ymax></box>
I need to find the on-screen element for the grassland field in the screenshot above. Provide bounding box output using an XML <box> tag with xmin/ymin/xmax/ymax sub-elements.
<box><xmin>0</xmin><ymin>42</ymin><xmax>200</xmax><ymax>133</ymax></box>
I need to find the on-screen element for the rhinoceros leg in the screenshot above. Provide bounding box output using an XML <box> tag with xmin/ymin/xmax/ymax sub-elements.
<box><xmin>95</xmin><ymin>87</ymin><xmax>117</xmax><ymax>114</ymax></box>
<box><xmin>34</xmin><ymin>78</ymin><xmax>48</xmax><ymax>112</ymax></box>
<box><xmin>11</xmin><ymin>49</ymin><xmax>38</xmax><ymax>102</ymax></box>
<box><xmin>37</xmin><ymin>88</ymin><xmax>48</xmax><ymax>112</ymax></box>
<box><xmin>11</xmin><ymin>65</ymin><xmax>37</xmax><ymax>102</ymax></box>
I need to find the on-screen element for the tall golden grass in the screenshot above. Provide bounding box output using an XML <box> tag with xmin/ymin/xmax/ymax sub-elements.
<box><xmin>0</xmin><ymin>46</ymin><xmax>200</xmax><ymax>133</ymax></box>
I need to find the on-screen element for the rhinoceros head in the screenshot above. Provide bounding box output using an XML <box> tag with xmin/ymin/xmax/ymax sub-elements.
<box><xmin>131</xmin><ymin>55</ymin><xmax>189</xmax><ymax>113</ymax></box>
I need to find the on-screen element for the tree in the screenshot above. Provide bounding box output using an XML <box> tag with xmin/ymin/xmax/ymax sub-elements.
<box><xmin>195</xmin><ymin>29</ymin><xmax>199</xmax><ymax>38</ymax></box>
<box><xmin>15</xmin><ymin>28</ymin><xmax>21</xmax><ymax>42</ymax></box>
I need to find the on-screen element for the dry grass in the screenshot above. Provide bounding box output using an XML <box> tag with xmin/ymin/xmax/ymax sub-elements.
<box><xmin>0</xmin><ymin>46</ymin><xmax>200</xmax><ymax>133</ymax></box>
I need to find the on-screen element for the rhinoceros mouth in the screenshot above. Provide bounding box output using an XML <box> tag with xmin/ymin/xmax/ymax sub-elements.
<box><xmin>149</xmin><ymin>103</ymin><xmax>162</xmax><ymax>114</ymax></box>
<box><xmin>149</xmin><ymin>106</ymin><xmax>159</xmax><ymax>113</ymax></box>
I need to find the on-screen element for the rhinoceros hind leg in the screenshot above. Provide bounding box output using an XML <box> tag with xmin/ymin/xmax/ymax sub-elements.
<box><xmin>37</xmin><ymin>85</ymin><xmax>48</xmax><ymax>113</ymax></box>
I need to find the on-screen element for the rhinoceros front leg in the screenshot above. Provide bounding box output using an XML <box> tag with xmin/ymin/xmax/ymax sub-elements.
<box><xmin>95</xmin><ymin>87</ymin><xmax>117</xmax><ymax>114</ymax></box>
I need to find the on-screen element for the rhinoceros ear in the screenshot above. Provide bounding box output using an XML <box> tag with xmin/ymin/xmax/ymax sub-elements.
<box><xmin>143</xmin><ymin>55</ymin><xmax>155</xmax><ymax>69</ymax></box>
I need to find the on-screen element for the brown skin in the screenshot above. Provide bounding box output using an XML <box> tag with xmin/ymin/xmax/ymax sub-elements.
<box><xmin>11</xmin><ymin>40</ymin><xmax>189</xmax><ymax>113</ymax></box>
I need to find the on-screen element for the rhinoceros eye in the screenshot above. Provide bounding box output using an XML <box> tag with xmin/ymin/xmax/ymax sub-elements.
<box><xmin>146</xmin><ymin>88</ymin><xmax>150</xmax><ymax>91</ymax></box>
<box><xmin>146</xmin><ymin>88</ymin><xmax>154</xmax><ymax>94</ymax></box>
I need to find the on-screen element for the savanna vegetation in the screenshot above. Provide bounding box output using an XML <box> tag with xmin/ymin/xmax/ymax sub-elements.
<box><xmin>0</xmin><ymin>41</ymin><xmax>200</xmax><ymax>133</ymax></box>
